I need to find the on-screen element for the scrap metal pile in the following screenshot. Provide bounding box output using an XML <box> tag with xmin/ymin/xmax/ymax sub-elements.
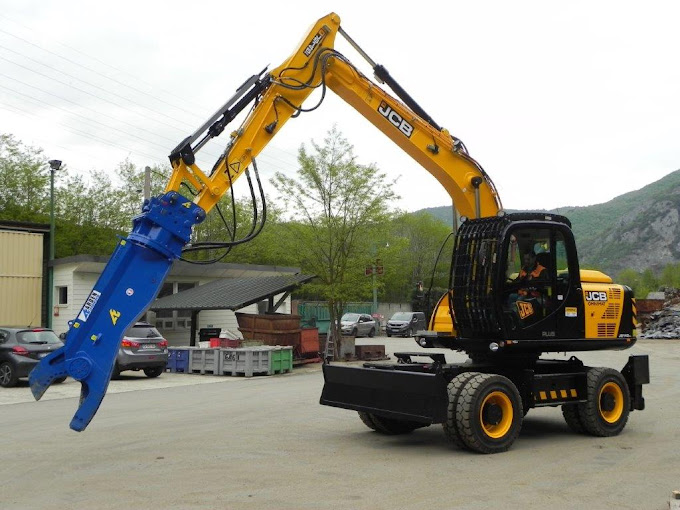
<box><xmin>640</xmin><ymin>288</ymin><xmax>680</xmax><ymax>339</ymax></box>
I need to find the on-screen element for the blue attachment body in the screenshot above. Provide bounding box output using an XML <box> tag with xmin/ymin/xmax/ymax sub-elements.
<box><xmin>29</xmin><ymin>192</ymin><xmax>205</xmax><ymax>431</ymax></box>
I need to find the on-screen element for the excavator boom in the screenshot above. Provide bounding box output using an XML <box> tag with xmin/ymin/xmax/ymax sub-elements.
<box><xmin>31</xmin><ymin>12</ymin><xmax>501</xmax><ymax>430</ymax></box>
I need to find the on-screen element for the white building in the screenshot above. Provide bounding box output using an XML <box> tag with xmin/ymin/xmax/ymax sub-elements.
<box><xmin>51</xmin><ymin>255</ymin><xmax>306</xmax><ymax>346</ymax></box>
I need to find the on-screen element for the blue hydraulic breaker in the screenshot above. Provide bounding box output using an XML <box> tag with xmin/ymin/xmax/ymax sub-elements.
<box><xmin>29</xmin><ymin>191</ymin><xmax>205</xmax><ymax>431</ymax></box>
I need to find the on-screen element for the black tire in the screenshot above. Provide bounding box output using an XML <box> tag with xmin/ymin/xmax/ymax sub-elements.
<box><xmin>405</xmin><ymin>327</ymin><xmax>414</xmax><ymax>338</ymax></box>
<box><xmin>366</xmin><ymin>413</ymin><xmax>424</xmax><ymax>435</ymax></box>
<box><xmin>144</xmin><ymin>367</ymin><xmax>164</xmax><ymax>378</ymax></box>
<box><xmin>562</xmin><ymin>404</ymin><xmax>586</xmax><ymax>433</ymax></box>
<box><xmin>111</xmin><ymin>363</ymin><xmax>122</xmax><ymax>380</ymax></box>
<box><xmin>0</xmin><ymin>361</ymin><xmax>18</xmax><ymax>388</ymax></box>
<box><xmin>351</xmin><ymin>328</ymin><xmax>358</xmax><ymax>337</ymax></box>
<box><xmin>456</xmin><ymin>373</ymin><xmax>523</xmax><ymax>454</ymax></box>
<box><xmin>53</xmin><ymin>376</ymin><xmax>67</xmax><ymax>384</ymax></box>
<box><xmin>368</xmin><ymin>327</ymin><xmax>375</xmax><ymax>338</ymax></box>
<box><xmin>386</xmin><ymin>333</ymin><xmax>392</xmax><ymax>337</ymax></box>
<box><xmin>358</xmin><ymin>411</ymin><xmax>378</xmax><ymax>431</ymax></box>
<box><xmin>578</xmin><ymin>367</ymin><xmax>630</xmax><ymax>437</ymax></box>
<box><xmin>442</xmin><ymin>372</ymin><xmax>479</xmax><ymax>449</ymax></box>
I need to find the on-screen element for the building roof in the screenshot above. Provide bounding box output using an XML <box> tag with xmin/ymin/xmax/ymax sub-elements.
<box><xmin>646</xmin><ymin>291</ymin><xmax>665</xmax><ymax>300</ymax></box>
<box><xmin>0</xmin><ymin>220</ymin><xmax>50</xmax><ymax>233</ymax></box>
<box><xmin>51</xmin><ymin>255</ymin><xmax>300</xmax><ymax>279</ymax></box>
<box><xmin>149</xmin><ymin>274</ymin><xmax>316</xmax><ymax>311</ymax></box>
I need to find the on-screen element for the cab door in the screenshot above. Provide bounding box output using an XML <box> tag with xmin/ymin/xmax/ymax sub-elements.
<box><xmin>500</xmin><ymin>225</ymin><xmax>583</xmax><ymax>340</ymax></box>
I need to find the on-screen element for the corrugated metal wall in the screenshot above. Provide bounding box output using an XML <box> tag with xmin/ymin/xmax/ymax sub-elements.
<box><xmin>0</xmin><ymin>230</ymin><xmax>43</xmax><ymax>326</ymax></box>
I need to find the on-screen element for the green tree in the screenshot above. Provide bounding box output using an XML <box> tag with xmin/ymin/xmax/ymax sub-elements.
<box><xmin>0</xmin><ymin>134</ymin><xmax>49</xmax><ymax>221</ymax></box>
<box><xmin>383</xmin><ymin>211</ymin><xmax>453</xmax><ymax>303</ymax></box>
<box><xmin>271</xmin><ymin>127</ymin><xmax>397</xmax><ymax>346</ymax></box>
<box><xmin>617</xmin><ymin>268</ymin><xmax>659</xmax><ymax>299</ymax></box>
<box><xmin>661</xmin><ymin>262</ymin><xmax>680</xmax><ymax>288</ymax></box>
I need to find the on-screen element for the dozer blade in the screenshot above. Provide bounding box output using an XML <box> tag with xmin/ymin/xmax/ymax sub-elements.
<box><xmin>320</xmin><ymin>363</ymin><xmax>449</xmax><ymax>423</ymax></box>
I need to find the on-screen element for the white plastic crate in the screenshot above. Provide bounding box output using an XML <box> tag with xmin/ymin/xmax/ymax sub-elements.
<box><xmin>189</xmin><ymin>348</ymin><xmax>221</xmax><ymax>375</ymax></box>
<box><xmin>219</xmin><ymin>347</ymin><xmax>273</xmax><ymax>377</ymax></box>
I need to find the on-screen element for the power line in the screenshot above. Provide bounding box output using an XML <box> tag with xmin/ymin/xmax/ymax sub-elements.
<box><xmin>0</xmin><ymin>21</ymin><xmax>207</xmax><ymax>121</ymax></box>
<box><xmin>0</xmin><ymin>16</ymin><xmax>304</xmax><ymax>177</ymax></box>
<box><xmin>0</xmin><ymin>53</ymin><xmax>192</xmax><ymax>135</ymax></box>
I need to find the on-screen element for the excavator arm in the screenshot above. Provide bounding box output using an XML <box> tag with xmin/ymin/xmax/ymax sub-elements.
<box><xmin>30</xmin><ymin>12</ymin><xmax>501</xmax><ymax>430</ymax></box>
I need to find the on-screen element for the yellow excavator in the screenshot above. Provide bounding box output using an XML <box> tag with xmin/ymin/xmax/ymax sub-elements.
<box><xmin>30</xmin><ymin>13</ymin><xmax>648</xmax><ymax>453</ymax></box>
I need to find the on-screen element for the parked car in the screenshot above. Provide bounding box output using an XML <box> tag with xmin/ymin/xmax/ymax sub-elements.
<box><xmin>112</xmin><ymin>322</ymin><xmax>168</xmax><ymax>379</ymax></box>
<box><xmin>340</xmin><ymin>313</ymin><xmax>376</xmax><ymax>338</ymax></box>
<box><xmin>386</xmin><ymin>311</ymin><xmax>427</xmax><ymax>337</ymax></box>
<box><xmin>0</xmin><ymin>327</ymin><xmax>65</xmax><ymax>388</ymax></box>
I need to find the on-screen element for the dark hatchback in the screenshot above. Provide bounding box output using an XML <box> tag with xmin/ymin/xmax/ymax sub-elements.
<box><xmin>0</xmin><ymin>327</ymin><xmax>65</xmax><ymax>388</ymax></box>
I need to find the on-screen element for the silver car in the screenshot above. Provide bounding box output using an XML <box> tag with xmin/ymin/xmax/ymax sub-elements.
<box><xmin>340</xmin><ymin>313</ymin><xmax>377</xmax><ymax>338</ymax></box>
<box><xmin>112</xmin><ymin>322</ymin><xmax>168</xmax><ymax>379</ymax></box>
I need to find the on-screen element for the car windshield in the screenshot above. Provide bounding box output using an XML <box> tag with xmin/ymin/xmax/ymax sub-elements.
<box><xmin>341</xmin><ymin>313</ymin><xmax>360</xmax><ymax>322</ymax></box>
<box><xmin>391</xmin><ymin>312</ymin><xmax>412</xmax><ymax>321</ymax></box>
<box><xmin>17</xmin><ymin>329</ymin><xmax>62</xmax><ymax>344</ymax></box>
<box><xmin>125</xmin><ymin>325</ymin><xmax>162</xmax><ymax>339</ymax></box>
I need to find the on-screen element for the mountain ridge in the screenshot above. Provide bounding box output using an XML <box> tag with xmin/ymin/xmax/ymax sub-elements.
<box><xmin>417</xmin><ymin>169</ymin><xmax>680</xmax><ymax>276</ymax></box>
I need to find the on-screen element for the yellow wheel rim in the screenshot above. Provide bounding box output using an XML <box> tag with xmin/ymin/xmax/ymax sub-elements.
<box><xmin>599</xmin><ymin>382</ymin><xmax>624</xmax><ymax>423</ymax></box>
<box><xmin>480</xmin><ymin>391</ymin><xmax>513</xmax><ymax>439</ymax></box>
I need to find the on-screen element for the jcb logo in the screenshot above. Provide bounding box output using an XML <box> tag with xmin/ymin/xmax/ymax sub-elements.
<box><xmin>585</xmin><ymin>291</ymin><xmax>608</xmax><ymax>302</ymax></box>
<box><xmin>517</xmin><ymin>301</ymin><xmax>534</xmax><ymax>319</ymax></box>
<box><xmin>304</xmin><ymin>29</ymin><xmax>327</xmax><ymax>57</ymax></box>
<box><xmin>378</xmin><ymin>101</ymin><xmax>414</xmax><ymax>138</ymax></box>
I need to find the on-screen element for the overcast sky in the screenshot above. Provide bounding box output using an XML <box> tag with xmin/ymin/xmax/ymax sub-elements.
<box><xmin>1</xmin><ymin>1</ymin><xmax>678</xmax><ymax>213</ymax></box>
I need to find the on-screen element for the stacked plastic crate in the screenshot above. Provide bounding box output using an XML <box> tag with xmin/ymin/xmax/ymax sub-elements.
<box><xmin>219</xmin><ymin>346</ymin><xmax>293</xmax><ymax>377</ymax></box>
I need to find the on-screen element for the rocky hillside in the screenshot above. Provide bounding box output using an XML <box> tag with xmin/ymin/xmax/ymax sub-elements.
<box><xmin>419</xmin><ymin>169</ymin><xmax>680</xmax><ymax>277</ymax></box>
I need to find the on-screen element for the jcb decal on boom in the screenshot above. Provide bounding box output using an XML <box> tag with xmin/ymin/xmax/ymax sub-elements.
<box><xmin>304</xmin><ymin>28</ymin><xmax>328</xmax><ymax>57</ymax></box>
<box><xmin>378</xmin><ymin>101</ymin><xmax>414</xmax><ymax>138</ymax></box>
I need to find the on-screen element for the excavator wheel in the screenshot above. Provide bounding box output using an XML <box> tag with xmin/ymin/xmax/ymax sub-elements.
<box><xmin>578</xmin><ymin>367</ymin><xmax>630</xmax><ymax>437</ymax></box>
<box><xmin>358</xmin><ymin>411</ymin><xmax>379</xmax><ymax>431</ymax></box>
<box><xmin>455</xmin><ymin>373</ymin><xmax>523</xmax><ymax>454</ymax></box>
<box><xmin>561</xmin><ymin>404</ymin><xmax>586</xmax><ymax>433</ymax></box>
<box><xmin>358</xmin><ymin>412</ymin><xmax>424</xmax><ymax>434</ymax></box>
<box><xmin>442</xmin><ymin>372</ymin><xmax>480</xmax><ymax>449</ymax></box>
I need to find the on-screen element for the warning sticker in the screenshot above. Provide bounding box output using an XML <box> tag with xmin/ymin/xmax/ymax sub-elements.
<box><xmin>565</xmin><ymin>307</ymin><xmax>578</xmax><ymax>318</ymax></box>
<box><xmin>78</xmin><ymin>290</ymin><xmax>101</xmax><ymax>322</ymax></box>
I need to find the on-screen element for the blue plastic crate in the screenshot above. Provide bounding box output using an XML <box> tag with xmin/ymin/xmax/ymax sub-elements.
<box><xmin>167</xmin><ymin>348</ymin><xmax>190</xmax><ymax>373</ymax></box>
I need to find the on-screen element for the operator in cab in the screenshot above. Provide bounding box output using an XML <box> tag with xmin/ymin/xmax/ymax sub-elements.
<box><xmin>507</xmin><ymin>248</ymin><xmax>550</xmax><ymax>323</ymax></box>
<box><xmin>516</xmin><ymin>250</ymin><xmax>547</xmax><ymax>288</ymax></box>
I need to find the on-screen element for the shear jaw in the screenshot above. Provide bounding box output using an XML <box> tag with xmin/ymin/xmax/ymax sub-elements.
<box><xmin>29</xmin><ymin>346</ymin><xmax>112</xmax><ymax>432</ymax></box>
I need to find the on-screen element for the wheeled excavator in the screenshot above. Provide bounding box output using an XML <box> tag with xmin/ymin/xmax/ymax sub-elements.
<box><xmin>29</xmin><ymin>13</ymin><xmax>649</xmax><ymax>453</ymax></box>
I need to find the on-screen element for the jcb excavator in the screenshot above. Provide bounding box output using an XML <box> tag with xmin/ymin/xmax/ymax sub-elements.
<box><xmin>29</xmin><ymin>13</ymin><xmax>648</xmax><ymax>453</ymax></box>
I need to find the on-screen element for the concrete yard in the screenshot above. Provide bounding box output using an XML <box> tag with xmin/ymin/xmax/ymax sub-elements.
<box><xmin>1</xmin><ymin>337</ymin><xmax>678</xmax><ymax>510</ymax></box>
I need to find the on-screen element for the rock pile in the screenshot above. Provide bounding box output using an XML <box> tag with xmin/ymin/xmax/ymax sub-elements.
<box><xmin>641</xmin><ymin>307</ymin><xmax>680</xmax><ymax>339</ymax></box>
<box><xmin>640</xmin><ymin>288</ymin><xmax>680</xmax><ymax>339</ymax></box>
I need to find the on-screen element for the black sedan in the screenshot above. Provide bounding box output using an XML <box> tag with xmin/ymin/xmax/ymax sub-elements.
<box><xmin>0</xmin><ymin>327</ymin><xmax>65</xmax><ymax>388</ymax></box>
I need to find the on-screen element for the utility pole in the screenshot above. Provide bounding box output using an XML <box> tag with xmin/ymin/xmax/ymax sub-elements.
<box><xmin>47</xmin><ymin>159</ymin><xmax>62</xmax><ymax>328</ymax></box>
<box><xmin>144</xmin><ymin>166</ymin><xmax>151</xmax><ymax>201</ymax></box>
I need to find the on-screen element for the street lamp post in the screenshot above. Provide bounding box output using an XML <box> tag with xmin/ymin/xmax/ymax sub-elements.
<box><xmin>47</xmin><ymin>159</ymin><xmax>62</xmax><ymax>328</ymax></box>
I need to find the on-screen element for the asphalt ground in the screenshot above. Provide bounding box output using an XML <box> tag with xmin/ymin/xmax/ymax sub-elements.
<box><xmin>1</xmin><ymin>337</ymin><xmax>678</xmax><ymax>510</ymax></box>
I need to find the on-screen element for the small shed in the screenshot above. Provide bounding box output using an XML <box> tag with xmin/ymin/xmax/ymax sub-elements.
<box><xmin>150</xmin><ymin>273</ymin><xmax>315</xmax><ymax>345</ymax></box>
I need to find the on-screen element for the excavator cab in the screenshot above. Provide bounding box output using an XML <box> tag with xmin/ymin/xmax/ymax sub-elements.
<box><xmin>448</xmin><ymin>212</ymin><xmax>587</xmax><ymax>354</ymax></box>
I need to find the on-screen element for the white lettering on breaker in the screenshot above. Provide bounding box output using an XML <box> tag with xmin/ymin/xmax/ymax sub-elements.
<box><xmin>78</xmin><ymin>290</ymin><xmax>102</xmax><ymax>322</ymax></box>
